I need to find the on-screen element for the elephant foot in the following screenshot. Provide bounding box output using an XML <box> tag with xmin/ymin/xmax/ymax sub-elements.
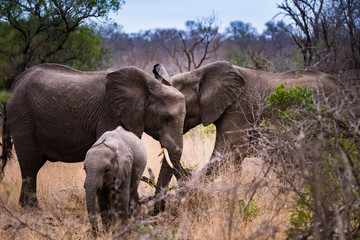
<box><xmin>100</xmin><ymin>217</ymin><xmax>112</xmax><ymax>233</ymax></box>
<box><xmin>138</xmin><ymin>195</ymin><xmax>156</xmax><ymax>205</ymax></box>
<box><xmin>153</xmin><ymin>199</ymin><xmax>166</xmax><ymax>215</ymax></box>
<box><xmin>90</xmin><ymin>222</ymin><xmax>100</xmax><ymax>238</ymax></box>
<box><xmin>19</xmin><ymin>200</ymin><xmax>39</xmax><ymax>209</ymax></box>
<box><xmin>19</xmin><ymin>193</ymin><xmax>39</xmax><ymax>208</ymax></box>
<box><xmin>153</xmin><ymin>185</ymin><xmax>167</xmax><ymax>215</ymax></box>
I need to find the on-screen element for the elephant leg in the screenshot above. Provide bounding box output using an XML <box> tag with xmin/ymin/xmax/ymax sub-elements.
<box><xmin>154</xmin><ymin>160</ymin><xmax>173</xmax><ymax>214</ymax></box>
<box><xmin>98</xmin><ymin>187</ymin><xmax>112</xmax><ymax>232</ymax></box>
<box><xmin>15</xmin><ymin>138</ymin><xmax>46</xmax><ymax>207</ymax></box>
<box><xmin>115</xmin><ymin>177</ymin><xmax>130</xmax><ymax>224</ymax></box>
<box><xmin>129</xmin><ymin>189</ymin><xmax>139</xmax><ymax>215</ymax></box>
<box><xmin>204</xmin><ymin>148</ymin><xmax>223</xmax><ymax>179</ymax></box>
<box><xmin>19</xmin><ymin>166</ymin><xmax>44</xmax><ymax>207</ymax></box>
<box><xmin>129</xmin><ymin>168</ymin><xmax>143</xmax><ymax>214</ymax></box>
<box><xmin>204</xmin><ymin>104</ymin><xmax>251</xmax><ymax>178</ymax></box>
<box><xmin>111</xmin><ymin>176</ymin><xmax>131</xmax><ymax>237</ymax></box>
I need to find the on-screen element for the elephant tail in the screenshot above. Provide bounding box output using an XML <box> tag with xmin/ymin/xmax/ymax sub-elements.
<box><xmin>0</xmin><ymin>103</ymin><xmax>12</xmax><ymax>181</ymax></box>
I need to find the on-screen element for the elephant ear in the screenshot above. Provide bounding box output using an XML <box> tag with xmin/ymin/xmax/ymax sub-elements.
<box><xmin>91</xmin><ymin>136</ymin><xmax>106</xmax><ymax>148</ymax></box>
<box><xmin>106</xmin><ymin>67</ymin><xmax>151</xmax><ymax>138</ymax></box>
<box><xmin>114</xmin><ymin>147</ymin><xmax>133</xmax><ymax>190</ymax></box>
<box><xmin>153</xmin><ymin>63</ymin><xmax>171</xmax><ymax>86</ymax></box>
<box><xmin>198</xmin><ymin>61</ymin><xmax>245</xmax><ymax>126</ymax></box>
<box><xmin>103</xmin><ymin>132</ymin><xmax>133</xmax><ymax>190</ymax></box>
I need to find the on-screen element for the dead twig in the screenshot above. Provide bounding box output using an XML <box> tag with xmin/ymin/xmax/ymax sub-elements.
<box><xmin>0</xmin><ymin>196</ymin><xmax>56</xmax><ymax>240</ymax></box>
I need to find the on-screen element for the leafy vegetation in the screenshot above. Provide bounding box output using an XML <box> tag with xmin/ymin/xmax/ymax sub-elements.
<box><xmin>226</xmin><ymin>199</ymin><xmax>261</xmax><ymax>222</ymax></box>
<box><xmin>0</xmin><ymin>91</ymin><xmax>12</xmax><ymax>103</ymax></box>
<box><xmin>0</xmin><ymin>0</ymin><xmax>124</xmax><ymax>90</ymax></box>
<box><xmin>266</xmin><ymin>83</ymin><xmax>315</xmax><ymax>119</ymax></box>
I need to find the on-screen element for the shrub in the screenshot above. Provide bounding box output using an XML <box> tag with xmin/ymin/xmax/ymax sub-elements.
<box><xmin>266</xmin><ymin>83</ymin><xmax>315</xmax><ymax>119</ymax></box>
<box><xmin>258</xmin><ymin>84</ymin><xmax>360</xmax><ymax>239</ymax></box>
<box><xmin>225</xmin><ymin>199</ymin><xmax>261</xmax><ymax>222</ymax></box>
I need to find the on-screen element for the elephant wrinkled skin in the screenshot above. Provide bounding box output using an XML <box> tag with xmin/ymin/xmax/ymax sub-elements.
<box><xmin>84</xmin><ymin>126</ymin><xmax>147</xmax><ymax>236</ymax></box>
<box><xmin>153</xmin><ymin>61</ymin><xmax>340</xmax><ymax>179</ymax></box>
<box><xmin>2</xmin><ymin>63</ymin><xmax>186</xmax><ymax>207</ymax></box>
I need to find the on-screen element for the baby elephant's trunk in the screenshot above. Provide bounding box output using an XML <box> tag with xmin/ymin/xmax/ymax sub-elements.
<box><xmin>84</xmin><ymin>183</ymin><xmax>99</xmax><ymax>236</ymax></box>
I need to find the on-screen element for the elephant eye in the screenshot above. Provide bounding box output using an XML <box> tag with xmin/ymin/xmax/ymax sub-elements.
<box><xmin>105</xmin><ymin>166</ymin><xmax>110</xmax><ymax>172</ymax></box>
<box><xmin>163</xmin><ymin>116</ymin><xmax>171</xmax><ymax>125</ymax></box>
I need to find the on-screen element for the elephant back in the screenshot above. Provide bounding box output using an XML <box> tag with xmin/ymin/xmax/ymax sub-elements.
<box><xmin>11</xmin><ymin>63</ymin><xmax>104</xmax><ymax>91</ymax></box>
<box><xmin>234</xmin><ymin>66</ymin><xmax>340</xmax><ymax>95</ymax></box>
<box><xmin>6</xmin><ymin>63</ymin><xmax>111</xmax><ymax>161</ymax></box>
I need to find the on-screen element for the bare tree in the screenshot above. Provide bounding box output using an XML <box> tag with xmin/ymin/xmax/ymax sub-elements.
<box><xmin>225</xmin><ymin>20</ymin><xmax>283</xmax><ymax>71</ymax></box>
<box><xmin>153</xmin><ymin>28</ymin><xmax>185</xmax><ymax>72</ymax></box>
<box><xmin>278</xmin><ymin>0</ymin><xmax>360</xmax><ymax>73</ymax></box>
<box><xmin>178</xmin><ymin>14</ymin><xmax>221</xmax><ymax>71</ymax></box>
<box><xmin>278</xmin><ymin>0</ymin><xmax>325</xmax><ymax>67</ymax></box>
<box><xmin>337</xmin><ymin>0</ymin><xmax>360</xmax><ymax>68</ymax></box>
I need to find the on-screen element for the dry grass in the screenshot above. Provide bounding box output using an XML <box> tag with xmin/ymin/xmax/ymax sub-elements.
<box><xmin>0</xmin><ymin>128</ymin><xmax>292</xmax><ymax>239</ymax></box>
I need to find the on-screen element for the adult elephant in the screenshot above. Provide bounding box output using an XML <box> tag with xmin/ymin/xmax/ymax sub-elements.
<box><xmin>0</xmin><ymin>63</ymin><xmax>187</xmax><ymax>207</ymax></box>
<box><xmin>153</xmin><ymin>61</ymin><xmax>339</xmax><ymax>184</ymax></box>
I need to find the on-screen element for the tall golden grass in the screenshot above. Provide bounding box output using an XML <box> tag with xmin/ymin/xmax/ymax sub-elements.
<box><xmin>0</xmin><ymin>126</ymin><xmax>292</xmax><ymax>239</ymax></box>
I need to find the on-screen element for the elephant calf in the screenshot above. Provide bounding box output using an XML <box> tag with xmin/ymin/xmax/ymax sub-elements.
<box><xmin>83</xmin><ymin>126</ymin><xmax>147</xmax><ymax>236</ymax></box>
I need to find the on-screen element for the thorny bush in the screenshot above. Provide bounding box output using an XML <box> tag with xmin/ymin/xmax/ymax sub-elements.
<box><xmin>252</xmin><ymin>83</ymin><xmax>360</xmax><ymax>239</ymax></box>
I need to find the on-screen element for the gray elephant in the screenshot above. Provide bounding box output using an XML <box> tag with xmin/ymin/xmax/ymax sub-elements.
<box><xmin>153</xmin><ymin>61</ymin><xmax>339</xmax><ymax>191</ymax></box>
<box><xmin>0</xmin><ymin>63</ymin><xmax>187</xmax><ymax>207</ymax></box>
<box><xmin>84</xmin><ymin>126</ymin><xmax>147</xmax><ymax>236</ymax></box>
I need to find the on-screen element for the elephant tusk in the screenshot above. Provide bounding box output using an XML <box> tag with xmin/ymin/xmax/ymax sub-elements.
<box><xmin>158</xmin><ymin>148</ymin><xmax>174</xmax><ymax>169</ymax></box>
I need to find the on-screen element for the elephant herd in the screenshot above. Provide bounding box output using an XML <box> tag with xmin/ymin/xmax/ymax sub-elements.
<box><xmin>0</xmin><ymin>61</ymin><xmax>339</xmax><ymax>236</ymax></box>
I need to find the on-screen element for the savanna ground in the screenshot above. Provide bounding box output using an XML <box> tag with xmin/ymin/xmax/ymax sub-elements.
<box><xmin>0</xmin><ymin>126</ymin><xmax>293</xmax><ymax>240</ymax></box>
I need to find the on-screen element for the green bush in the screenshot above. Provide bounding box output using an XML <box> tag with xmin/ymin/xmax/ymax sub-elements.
<box><xmin>266</xmin><ymin>83</ymin><xmax>315</xmax><ymax>119</ymax></box>
<box><xmin>225</xmin><ymin>199</ymin><xmax>261</xmax><ymax>223</ymax></box>
<box><xmin>286</xmin><ymin>185</ymin><xmax>313</xmax><ymax>238</ymax></box>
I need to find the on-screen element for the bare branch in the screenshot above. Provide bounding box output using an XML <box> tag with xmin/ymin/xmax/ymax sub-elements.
<box><xmin>0</xmin><ymin>196</ymin><xmax>55</xmax><ymax>240</ymax></box>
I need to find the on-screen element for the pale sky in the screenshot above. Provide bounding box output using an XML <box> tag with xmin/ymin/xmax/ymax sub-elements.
<box><xmin>111</xmin><ymin>0</ymin><xmax>284</xmax><ymax>34</ymax></box>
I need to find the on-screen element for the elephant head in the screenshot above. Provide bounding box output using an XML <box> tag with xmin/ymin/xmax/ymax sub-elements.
<box><xmin>153</xmin><ymin>61</ymin><xmax>245</xmax><ymax>133</ymax></box>
<box><xmin>105</xmin><ymin>66</ymin><xmax>186</xmax><ymax>180</ymax></box>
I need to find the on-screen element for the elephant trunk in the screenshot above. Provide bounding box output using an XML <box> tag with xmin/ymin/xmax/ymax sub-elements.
<box><xmin>169</xmin><ymin>148</ymin><xmax>187</xmax><ymax>180</ymax></box>
<box><xmin>84</xmin><ymin>175</ymin><xmax>102</xmax><ymax>236</ymax></box>
<box><xmin>155</xmin><ymin>131</ymin><xmax>187</xmax><ymax>214</ymax></box>
<box><xmin>85</xmin><ymin>188</ymin><xmax>98</xmax><ymax>236</ymax></box>
<box><xmin>160</xmin><ymin>131</ymin><xmax>187</xmax><ymax>180</ymax></box>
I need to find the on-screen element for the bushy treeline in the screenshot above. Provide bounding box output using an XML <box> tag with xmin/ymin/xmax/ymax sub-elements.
<box><xmin>101</xmin><ymin>0</ymin><xmax>359</xmax><ymax>83</ymax></box>
<box><xmin>100</xmin><ymin>17</ymin><xmax>296</xmax><ymax>74</ymax></box>
<box><xmin>1</xmin><ymin>0</ymin><xmax>359</xmax><ymax>91</ymax></box>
